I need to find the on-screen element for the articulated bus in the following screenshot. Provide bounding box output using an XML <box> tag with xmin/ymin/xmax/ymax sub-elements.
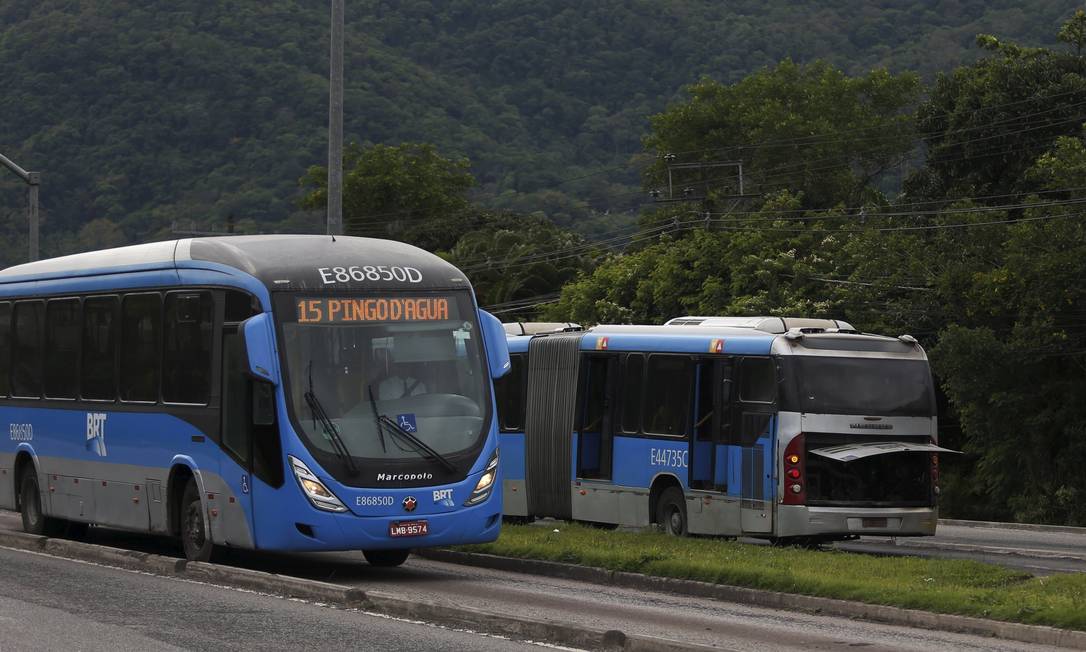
<box><xmin>0</xmin><ymin>235</ymin><xmax>509</xmax><ymax>565</ymax></box>
<box><xmin>495</xmin><ymin>316</ymin><xmax>955</xmax><ymax>541</ymax></box>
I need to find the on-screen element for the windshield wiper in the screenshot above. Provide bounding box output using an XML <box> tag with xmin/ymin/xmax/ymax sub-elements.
<box><xmin>305</xmin><ymin>361</ymin><xmax>358</xmax><ymax>475</ymax></box>
<box><xmin>377</xmin><ymin>414</ymin><xmax>456</xmax><ymax>473</ymax></box>
<box><xmin>366</xmin><ymin>384</ymin><xmax>387</xmax><ymax>453</ymax></box>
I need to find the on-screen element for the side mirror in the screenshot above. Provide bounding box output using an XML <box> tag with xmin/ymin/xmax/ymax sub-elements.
<box><xmin>478</xmin><ymin>309</ymin><xmax>511</xmax><ymax>379</ymax></box>
<box><xmin>240</xmin><ymin>313</ymin><xmax>279</xmax><ymax>386</ymax></box>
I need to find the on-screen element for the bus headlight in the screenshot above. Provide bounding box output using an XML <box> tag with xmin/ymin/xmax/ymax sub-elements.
<box><xmin>464</xmin><ymin>449</ymin><xmax>499</xmax><ymax>506</ymax></box>
<box><xmin>289</xmin><ymin>456</ymin><xmax>348</xmax><ymax>512</ymax></box>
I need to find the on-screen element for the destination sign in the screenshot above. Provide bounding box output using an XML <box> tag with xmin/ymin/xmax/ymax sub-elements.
<box><xmin>296</xmin><ymin>297</ymin><xmax>451</xmax><ymax>324</ymax></box>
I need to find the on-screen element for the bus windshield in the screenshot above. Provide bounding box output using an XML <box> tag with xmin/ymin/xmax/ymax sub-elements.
<box><xmin>781</xmin><ymin>356</ymin><xmax>935</xmax><ymax>417</ymax></box>
<box><xmin>275</xmin><ymin>292</ymin><xmax>489</xmax><ymax>483</ymax></box>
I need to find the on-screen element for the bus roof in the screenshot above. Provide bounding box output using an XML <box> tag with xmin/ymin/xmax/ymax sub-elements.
<box><xmin>664</xmin><ymin>315</ymin><xmax>856</xmax><ymax>332</ymax></box>
<box><xmin>0</xmin><ymin>235</ymin><xmax>471</xmax><ymax>292</ymax></box>
<box><xmin>504</xmin><ymin>324</ymin><xmax>925</xmax><ymax>359</ymax></box>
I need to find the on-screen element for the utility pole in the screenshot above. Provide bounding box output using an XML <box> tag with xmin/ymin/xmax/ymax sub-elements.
<box><xmin>0</xmin><ymin>151</ymin><xmax>40</xmax><ymax>262</ymax></box>
<box><xmin>327</xmin><ymin>0</ymin><xmax>344</xmax><ymax>235</ymax></box>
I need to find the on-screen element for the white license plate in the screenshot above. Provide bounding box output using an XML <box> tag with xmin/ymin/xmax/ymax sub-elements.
<box><xmin>389</xmin><ymin>520</ymin><xmax>429</xmax><ymax>538</ymax></box>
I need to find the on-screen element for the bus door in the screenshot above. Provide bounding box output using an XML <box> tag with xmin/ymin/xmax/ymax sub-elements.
<box><xmin>733</xmin><ymin>357</ymin><xmax>777</xmax><ymax>534</ymax></box>
<box><xmin>688</xmin><ymin>359</ymin><xmax>717</xmax><ymax>490</ymax></box>
<box><xmin>572</xmin><ymin>354</ymin><xmax>617</xmax><ymax>522</ymax></box>
<box><xmin>221</xmin><ymin>327</ymin><xmax>281</xmax><ymax>547</ymax></box>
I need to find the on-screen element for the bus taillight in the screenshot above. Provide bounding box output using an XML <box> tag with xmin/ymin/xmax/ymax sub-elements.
<box><xmin>782</xmin><ymin>434</ymin><xmax>806</xmax><ymax>505</ymax></box>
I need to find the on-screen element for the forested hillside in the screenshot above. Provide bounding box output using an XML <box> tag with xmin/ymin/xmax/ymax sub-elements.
<box><xmin>0</xmin><ymin>0</ymin><xmax>1075</xmax><ymax>263</ymax></box>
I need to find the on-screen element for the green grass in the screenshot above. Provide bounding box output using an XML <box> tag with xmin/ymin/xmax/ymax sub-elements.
<box><xmin>458</xmin><ymin>523</ymin><xmax>1086</xmax><ymax>631</ymax></box>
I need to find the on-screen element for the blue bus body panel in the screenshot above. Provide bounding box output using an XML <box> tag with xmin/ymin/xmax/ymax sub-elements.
<box><xmin>500</xmin><ymin>432</ymin><xmax>526</xmax><ymax>481</ymax></box>
<box><xmin>611</xmin><ymin>435</ymin><xmax>689</xmax><ymax>489</ymax></box>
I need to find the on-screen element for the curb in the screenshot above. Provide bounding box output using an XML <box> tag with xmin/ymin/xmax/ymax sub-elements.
<box><xmin>0</xmin><ymin>529</ymin><xmax>714</xmax><ymax>652</ymax></box>
<box><xmin>938</xmin><ymin>518</ymin><xmax>1086</xmax><ymax>536</ymax></box>
<box><xmin>416</xmin><ymin>549</ymin><xmax>1086</xmax><ymax>651</ymax></box>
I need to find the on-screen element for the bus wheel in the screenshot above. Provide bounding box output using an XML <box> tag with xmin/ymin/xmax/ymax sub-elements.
<box><xmin>19</xmin><ymin>470</ymin><xmax>64</xmax><ymax>537</ymax></box>
<box><xmin>656</xmin><ymin>487</ymin><xmax>688</xmax><ymax>536</ymax></box>
<box><xmin>180</xmin><ymin>479</ymin><xmax>213</xmax><ymax>562</ymax></box>
<box><xmin>363</xmin><ymin>549</ymin><xmax>410</xmax><ymax>567</ymax></box>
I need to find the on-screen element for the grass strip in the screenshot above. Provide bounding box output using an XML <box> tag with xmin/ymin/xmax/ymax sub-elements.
<box><xmin>458</xmin><ymin>523</ymin><xmax>1086</xmax><ymax>631</ymax></box>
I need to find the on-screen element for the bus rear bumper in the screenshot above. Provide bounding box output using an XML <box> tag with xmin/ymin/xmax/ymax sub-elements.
<box><xmin>775</xmin><ymin>504</ymin><xmax>938</xmax><ymax>538</ymax></box>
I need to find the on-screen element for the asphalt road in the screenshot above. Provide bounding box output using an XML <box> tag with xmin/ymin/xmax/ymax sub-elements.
<box><xmin>0</xmin><ymin>512</ymin><xmax>1072</xmax><ymax>651</ymax></box>
<box><xmin>0</xmin><ymin>545</ymin><xmax>555</xmax><ymax>652</ymax></box>
<box><xmin>834</xmin><ymin>522</ymin><xmax>1086</xmax><ymax>574</ymax></box>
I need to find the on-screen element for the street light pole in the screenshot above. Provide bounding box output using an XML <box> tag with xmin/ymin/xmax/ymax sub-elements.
<box><xmin>327</xmin><ymin>0</ymin><xmax>344</xmax><ymax>235</ymax></box>
<box><xmin>0</xmin><ymin>151</ymin><xmax>39</xmax><ymax>262</ymax></box>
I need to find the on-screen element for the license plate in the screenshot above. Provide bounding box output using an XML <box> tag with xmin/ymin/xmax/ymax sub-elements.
<box><xmin>389</xmin><ymin>520</ymin><xmax>429</xmax><ymax>538</ymax></box>
<box><xmin>862</xmin><ymin>517</ymin><xmax>888</xmax><ymax>528</ymax></box>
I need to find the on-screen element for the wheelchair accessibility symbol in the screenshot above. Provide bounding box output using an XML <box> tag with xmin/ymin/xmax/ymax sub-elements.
<box><xmin>396</xmin><ymin>413</ymin><xmax>418</xmax><ymax>433</ymax></box>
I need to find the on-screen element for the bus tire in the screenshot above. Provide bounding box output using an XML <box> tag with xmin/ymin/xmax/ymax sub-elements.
<box><xmin>363</xmin><ymin>549</ymin><xmax>410</xmax><ymax>567</ymax></box>
<box><xmin>19</xmin><ymin>470</ymin><xmax>64</xmax><ymax>537</ymax></box>
<box><xmin>180</xmin><ymin>479</ymin><xmax>214</xmax><ymax>562</ymax></box>
<box><xmin>656</xmin><ymin>487</ymin><xmax>688</xmax><ymax>536</ymax></box>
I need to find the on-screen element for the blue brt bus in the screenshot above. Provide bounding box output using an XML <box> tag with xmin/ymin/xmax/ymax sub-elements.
<box><xmin>0</xmin><ymin>235</ymin><xmax>509</xmax><ymax>565</ymax></box>
<box><xmin>495</xmin><ymin>317</ymin><xmax>954</xmax><ymax>541</ymax></box>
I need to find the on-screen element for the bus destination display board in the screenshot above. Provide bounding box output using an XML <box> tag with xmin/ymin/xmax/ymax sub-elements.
<box><xmin>296</xmin><ymin>297</ymin><xmax>451</xmax><ymax>324</ymax></box>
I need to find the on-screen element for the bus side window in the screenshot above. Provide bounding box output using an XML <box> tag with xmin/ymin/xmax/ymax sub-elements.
<box><xmin>0</xmin><ymin>302</ymin><xmax>10</xmax><ymax>397</ymax></box>
<box><xmin>642</xmin><ymin>355</ymin><xmax>690</xmax><ymax>437</ymax></box>
<box><xmin>695</xmin><ymin>360</ymin><xmax>715</xmax><ymax>441</ymax></box>
<box><xmin>718</xmin><ymin>359</ymin><xmax>735</xmax><ymax>444</ymax></box>
<box><xmin>11</xmin><ymin>301</ymin><xmax>44</xmax><ymax>398</ymax></box>
<box><xmin>738</xmin><ymin>357</ymin><xmax>776</xmax><ymax>403</ymax></box>
<box><xmin>120</xmin><ymin>293</ymin><xmax>162</xmax><ymax>402</ymax></box>
<box><xmin>163</xmin><ymin>292</ymin><xmax>213</xmax><ymax>404</ymax></box>
<box><xmin>736</xmin><ymin>357</ymin><xmax>776</xmax><ymax>446</ymax></box>
<box><xmin>82</xmin><ymin>296</ymin><xmax>118</xmax><ymax>401</ymax></box>
<box><xmin>494</xmin><ymin>353</ymin><xmax>526</xmax><ymax>432</ymax></box>
<box><xmin>620</xmin><ymin>354</ymin><xmax>643</xmax><ymax>434</ymax></box>
<box><xmin>44</xmin><ymin>298</ymin><xmax>80</xmax><ymax>399</ymax></box>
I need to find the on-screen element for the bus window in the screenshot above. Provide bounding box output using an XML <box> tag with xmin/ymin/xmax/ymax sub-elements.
<box><xmin>0</xmin><ymin>302</ymin><xmax>10</xmax><ymax>397</ymax></box>
<box><xmin>642</xmin><ymin>355</ymin><xmax>690</xmax><ymax>437</ymax></box>
<box><xmin>12</xmin><ymin>301</ymin><xmax>44</xmax><ymax>398</ymax></box>
<box><xmin>163</xmin><ymin>292</ymin><xmax>213</xmax><ymax>404</ymax></box>
<box><xmin>495</xmin><ymin>353</ymin><xmax>526</xmax><ymax>431</ymax></box>
<box><xmin>82</xmin><ymin>296</ymin><xmax>118</xmax><ymax>401</ymax></box>
<box><xmin>718</xmin><ymin>359</ymin><xmax>735</xmax><ymax>443</ymax></box>
<box><xmin>736</xmin><ymin>357</ymin><xmax>776</xmax><ymax>446</ymax></box>
<box><xmin>577</xmin><ymin>355</ymin><xmax>613</xmax><ymax>479</ymax></box>
<box><xmin>44</xmin><ymin>299</ymin><xmax>80</xmax><ymax>399</ymax></box>
<box><xmin>225</xmin><ymin>289</ymin><xmax>259</xmax><ymax>323</ymax></box>
<box><xmin>221</xmin><ymin>329</ymin><xmax>250</xmax><ymax>466</ymax></box>
<box><xmin>738</xmin><ymin>357</ymin><xmax>775</xmax><ymax>403</ymax></box>
<box><xmin>694</xmin><ymin>361</ymin><xmax>714</xmax><ymax>441</ymax></box>
<box><xmin>620</xmin><ymin>354</ymin><xmax>643</xmax><ymax>434</ymax></box>
<box><xmin>121</xmin><ymin>293</ymin><xmax>161</xmax><ymax>402</ymax></box>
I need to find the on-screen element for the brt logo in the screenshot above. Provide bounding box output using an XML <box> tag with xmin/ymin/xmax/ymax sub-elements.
<box><xmin>86</xmin><ymin>413</ymin><xmax>108</xmax><ymax>457</ymax></box>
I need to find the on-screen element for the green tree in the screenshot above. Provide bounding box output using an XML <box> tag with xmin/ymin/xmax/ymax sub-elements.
<box><xmin>442</xmin><ymin>213</ymin><xmax>597</xmax><ymax>318</ymax></box>
<box><xmin>1058</xmin><ymin>8</ymin><xmax>1086</xmax><ymax>55</ymax></box>
<box><xmin>906</xmin><ymin>18</ymin><xmax>1086</xmax><ymax>202</ymax></box>
<box><xmin>546</xmin><ymin>192</ymin><xmax>855</xmax><ymax>325</ymax></box>
<box><xmin>928</xmin><ymin>133</ymin><xmax>1086</xmax><ymax>525</ymax></box>
<box><xmin>300</xmin><ymin>142</ymin><xmax>474</xmax><ymax>242</ymax></box>
<box><xmin>643</xmin><ymin>60</ymin><xmax>920</xmax><ymax>211</ymax></box>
